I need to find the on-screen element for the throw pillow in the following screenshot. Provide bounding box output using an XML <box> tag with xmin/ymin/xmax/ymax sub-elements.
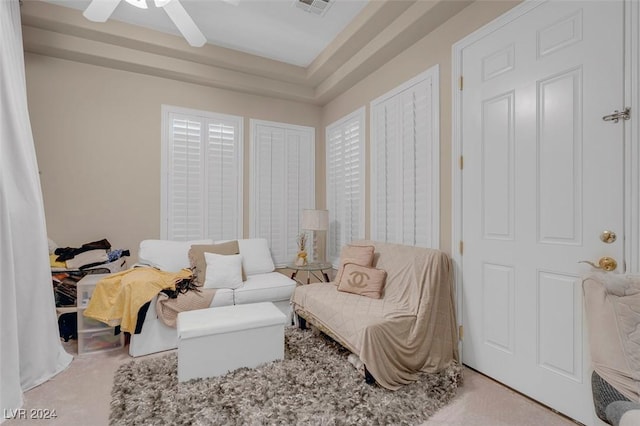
<box><xmin>203</xmin><ymin>252</ymin><xmax>244</xmax><ymax>289</ymax></box>
<box><xmin>138</xmin><ymin>239</ymin><xmax>213</xmax><ymax>272</ymax></box>
<box><xmin>335</xmin><ymin>244</ymin><xmax>375</xmax><ymax>284</ymax></box>
<box><xmin>236</xmin><ymin>238</ymin><xmax>276</xmax><ymax>276</ymax></box>
<box><xmin>337</xmin><ymin>263</ymin><xmax>387</xmax><ymax>299</ymax></box>
<box><xmin>189</xmin><ymin>241</ymin><xmax>246</xmax><ymax>286</ymax></box>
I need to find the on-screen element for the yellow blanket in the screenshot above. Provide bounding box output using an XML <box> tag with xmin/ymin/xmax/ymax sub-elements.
<box><xmin>83</xmin><ymin>267</ymin><xmax>192</xmax><ymax>333</ymax></box>
<box><xmin>50</xmin><ymin>254</ymin><xmax>66</xmax><ymax>269</ymax></box>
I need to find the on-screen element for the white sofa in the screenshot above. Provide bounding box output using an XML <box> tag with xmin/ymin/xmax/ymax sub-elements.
<box><xmin>128</xmin><ymin>238</ymin><xmax>295</xmax><ymax>357</ymax></box>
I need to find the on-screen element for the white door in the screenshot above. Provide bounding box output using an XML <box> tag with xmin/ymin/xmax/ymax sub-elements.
<box><xmin>460</xmin><ymin>1</ymin><xmax>624</xmax><ymax>424</ymax></box>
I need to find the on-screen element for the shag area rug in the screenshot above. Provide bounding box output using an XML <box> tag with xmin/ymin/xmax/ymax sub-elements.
<box><xmin>110</xmin><ymin>327</ymin><xmax>462</xmax><ymax>425</ymax></box>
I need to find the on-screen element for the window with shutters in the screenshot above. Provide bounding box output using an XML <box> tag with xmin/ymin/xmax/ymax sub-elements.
<box><xmin>161</xmin><ymin>105</ymin><xmax>243</xmax><ymax>241</ymax></box>
<box><xmin>370</xmin><ymin>65</ymin><xmax>440</xmax><ymax>248</ymax></box>
<box><xmin>326</xmin><ymin>107</ymin><xmax>365</xmax><ymax>267</ymax></box>
<box><xmin>250</xmin><ymin>120</ymin><xmax>315</xmax><ymax>266</ymax></box>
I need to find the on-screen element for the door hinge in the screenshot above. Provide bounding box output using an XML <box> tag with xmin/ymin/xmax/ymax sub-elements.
<box><xmin>459</xmin><ymin>325</ymin><xmax>464</xmax><ymax>340</ymax></box>
<box><xmin>459</xmin><ymin>240</ymin><xmax>463</xmax><ymax>255</ymax></box>
<box><xmin>602</xmin><ymin>107</ymin><xmax>630</xmax><ymax>123</ymax></box>
<box><xmin>459</xmin><ymin>155</ymin><xmax>463</xmax><ymax>170</ymax></box>
<box><xmin>459</xmin><ymin>75</ymin><xmax>463</xmax><ymax>91</ymax></box>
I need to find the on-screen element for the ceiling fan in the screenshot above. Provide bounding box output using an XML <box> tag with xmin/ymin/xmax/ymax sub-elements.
<box><xmin>83</xmin><ymin>0</ymin><xmax>236</xmax><ymax>47</ymax></box>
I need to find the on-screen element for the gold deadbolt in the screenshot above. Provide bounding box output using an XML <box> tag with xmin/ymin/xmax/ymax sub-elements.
<box><xmin>600</xmin><ymin>230</ymin><xmax>617</xmax><ymax>244</ymax></box>
<box><xmin>579</xmin><ymin>257</ymin><xmax>618</xmax><ymax>271</ymax></box>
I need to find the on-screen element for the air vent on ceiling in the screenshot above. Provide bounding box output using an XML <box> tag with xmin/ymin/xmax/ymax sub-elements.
<box><xmin>293</xmin><ymin>0</ymin><xmax>333</xmax><ymax>17</ymax></box>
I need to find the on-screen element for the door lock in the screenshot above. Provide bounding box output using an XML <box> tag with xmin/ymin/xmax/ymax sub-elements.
<box><xmin>602</xmin><ymin>107</ymin><xmax>631</xmax><ymax>123</ymax></box>
<box><xmin>600</xmin><ymin>230</ymin><xmax>617</xmax><ymax>244</ymax></box>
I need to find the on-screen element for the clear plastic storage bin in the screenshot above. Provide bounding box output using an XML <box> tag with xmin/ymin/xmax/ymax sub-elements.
<box><xmin>78</xmin><ymin>329</ymin><xmax>123</xmax><ymax>354</ymax></box>
<box><xmin>76</xmin><ymin>274</ymin><xmax>124</xmax><ymax>355</ymax></box>
<box><xmin>78</xmin><ymin>313</ymin><xmax>112</xmax><ymax>331</ymax></box>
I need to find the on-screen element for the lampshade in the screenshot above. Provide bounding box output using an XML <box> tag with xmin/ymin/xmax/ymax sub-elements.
<box><xmin>301</xmin><ymin>209</ymin><xmax>328</xmax><ymax>231</ymax></box>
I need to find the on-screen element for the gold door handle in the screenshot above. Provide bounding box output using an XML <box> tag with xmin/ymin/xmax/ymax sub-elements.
<box><xmin>578</xmin><ymin>257</ymin><xmax>617</xmax><ymax>271</ymax></box>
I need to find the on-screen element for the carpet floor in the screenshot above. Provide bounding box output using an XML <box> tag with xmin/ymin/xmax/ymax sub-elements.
<box><xmin>110</xmin><ymin>327</ymin><xmax>462</xmax><ymax>425</ymax></box>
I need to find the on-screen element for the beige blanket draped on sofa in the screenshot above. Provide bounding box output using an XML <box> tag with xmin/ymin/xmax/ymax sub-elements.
<box><xmin>292</xmin><ymin>241</ymin><xmax>458</xmax><ymax>390</ymax></box>
<box><xmin>583</xmin><ymin>273</ymin><xmax>640</xmax><ymax>402</ymax></box>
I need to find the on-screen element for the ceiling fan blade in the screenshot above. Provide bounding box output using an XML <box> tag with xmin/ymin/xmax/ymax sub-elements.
<box><xmin>162</xmin><ymin>0</ymin><xmax>207</xmax><ymax>47</ymax></box>
<box><xmin>83</xmin><ymin>0</ymin><xmax>122</xmax><ymax>22</ymax></box>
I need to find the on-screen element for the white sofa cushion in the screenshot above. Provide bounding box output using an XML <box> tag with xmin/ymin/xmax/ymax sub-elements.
<box><xmin>203</xmin><ymin>253</ymin><xmax>244</xmax><ymax>289</ymax></box>
<box><xmin>236</xmin><ymin>238</ymin><xmax>276</xmax><ymax>275</ymax></box>
<box><xmin>234</xmin><ymin>272</ymin><xmax>296</xmax><ymax>305</ymax></box>
<box><xmin>211</xmin><ymin>288</ymin><xmax>236</xmax><ymax>307</ymax></box>
<box><xmin>138</xmin><ymin>239</ymin><xmax>213</xmax><ymax>272</ymax></box>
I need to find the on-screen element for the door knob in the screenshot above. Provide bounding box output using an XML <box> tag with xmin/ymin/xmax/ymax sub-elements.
<box><xmin>579</xmin><ymin>257</ymin><xmax>617</xmax><ymax>271</ymax></box>
<box><xmin>600</xmin><ymin>230</ymin><xmax>617</xmax><ymax>244</ymax></box>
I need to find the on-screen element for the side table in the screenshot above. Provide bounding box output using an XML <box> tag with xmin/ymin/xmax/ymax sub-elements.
<box><xmin>286</xmin><ymin>262</ymin><xmax>333</xmax><ymax>285</ymax></box>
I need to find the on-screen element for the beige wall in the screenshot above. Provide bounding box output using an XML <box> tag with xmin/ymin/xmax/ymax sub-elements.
<box><xmin>321</xmin><ymin>0</ymin><xmax>520</xmax><ymax>255</ymax></box>
<box><xmin>25</xmin><ymin>54</ymin><xmax>321</xmax><ymax>259</ymax></box>
<box><xmin>26</xmin><ymin>0</ymin><xmax>519</xmax><ymax>261</ymax></box>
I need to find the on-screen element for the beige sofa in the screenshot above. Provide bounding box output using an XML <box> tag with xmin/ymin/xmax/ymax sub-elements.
<box><xmin>291</xmin><ymin>240</ymin><xmax>458</xmax><ymax>390</ymax></box>
<box><xmin>583</xmin><ymin>273</ymin><xmax>640</xmax><ymax>426</ymax></box>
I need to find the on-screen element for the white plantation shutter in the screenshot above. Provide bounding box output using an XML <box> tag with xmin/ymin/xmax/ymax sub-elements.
<box><xmin>206</xmin><ymin>121</ymin><xmax>241</xmax><ymax>241</ymax></box>
<box><xmin>168</xmin><ymin>115</ymin><xmax>204</xmax><ymax>240</ymax></box>
<box><xmin>326</xmin><ymin>107</ymin><xmax>365</xmax><ymax>266</ymax></box>
<box><xmin>371</xmin><ymin>66</ymin><xmax>439</xmax><ymax>248</ymax></box>
<box><xmin>373</xmin><ymin>99</ymin><xmax>398</xmax><ymax>243</ymax></box>
<box><xmin>161</xmin><ymin>106</ymin><xmax>242</xmax><ymax>241</ymax></box>
<box><xmin>251</xmin><ymin>120</ymin><xmax>315</xmax><ymax>266</ymax></box>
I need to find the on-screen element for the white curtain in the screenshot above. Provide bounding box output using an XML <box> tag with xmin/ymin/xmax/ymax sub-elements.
<box><xmin>0</xmin><ymin>0</ymin><xmax>72</xmax><ymax>420</ymax></box>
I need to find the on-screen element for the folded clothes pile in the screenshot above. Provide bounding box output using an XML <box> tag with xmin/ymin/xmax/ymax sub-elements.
<box><xmin>51</xmin><ymin>238</ymin><xmax>130</xmax><ymax>270</ymax></box>
<box><xmin>51</xmin><ymin>238</ymin><xmax>131</xmax><ymax>314</ymax></box>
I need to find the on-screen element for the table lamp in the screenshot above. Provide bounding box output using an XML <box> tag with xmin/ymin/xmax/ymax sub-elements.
<box><xmin>301</xmin><ymin>209</ymin><xmax>328</xmax><ymax>263</ymax></box>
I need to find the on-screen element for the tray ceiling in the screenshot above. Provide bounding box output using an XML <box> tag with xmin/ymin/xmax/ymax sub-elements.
<box><xmin>23</xmin><ymin>0</ymin><xmax>473</xmax><ymax>104</ymax></box>
<box><xmin>44</xmin><ymin>0</ymin><xmax>368</xmax><ymax>67</ymax></box>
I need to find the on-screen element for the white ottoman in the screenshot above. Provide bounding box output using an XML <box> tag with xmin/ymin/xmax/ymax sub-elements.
<box><xmin>177</xmin><ymin>302</ymin><xmax>287</xmax><ymax>382</ymax></box>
